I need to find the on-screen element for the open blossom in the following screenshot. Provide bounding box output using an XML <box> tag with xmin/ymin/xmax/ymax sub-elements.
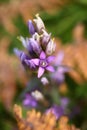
<box><xmin>51</xmin><ymin>51</ymin><xmax>70</xmax><ymax>83</ymax></box>
<box><xmin>26</xmin><ymin>51</ymin><xmax>55</xmax><ymax>78</ymax></box>
<box><xmin>14</xmin><ymin>14</ymin><xmax>56</xmax><ymax>78</ymax></box>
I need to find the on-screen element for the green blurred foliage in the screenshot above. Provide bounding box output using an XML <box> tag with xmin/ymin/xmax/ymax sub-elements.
<box><xmin>0</xmin><ymin>103</ymin><xmax>16</xmax><ymax>130</ymax></box>
<box><xmin>8</xmin><ymin>15</ymin><xmax>29</xmax><ymax>54</ymax></box>
<box><xmin>0</xmin><ymin>24</ymin><xmax>9</xmax><ymax>38</ymax></box>
<box><xmin>0</xmin><ymin>0</ymin><xmax>10</xmax><ymax>4</ymax></box>
<box><xmin>41</xmin><ymin>2</ymin><xmax>87</xmax><ymax>43</ymax></box>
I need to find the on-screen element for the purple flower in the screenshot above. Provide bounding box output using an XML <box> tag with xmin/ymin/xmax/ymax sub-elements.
<box><xmin>46</xmin><ymin>105</ymin><xmax>64</xmax><ymax>119</ymax></box>
<box><xmin>14</xmin><ymin>14</ymin><xmax>56</xmax><ymax>77</ymax></box>
<box><xmin>27</xmin><ymin>51</ymin><xmax>55</xmax><ymax>78</ymax></box>
<box><xmin>23</xmin><ymin>94</ymin><xmax>38</xmax><ymax>108</ymax></box>
<box><xmin>51</xmin><ymin>51</ymin><xmax>70</xmax><ymax>83</ymax></box>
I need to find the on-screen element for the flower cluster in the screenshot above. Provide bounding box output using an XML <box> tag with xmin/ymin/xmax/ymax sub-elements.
<box><xmin>14</xmin><ymin>14</ymin><xmax>56</xmax><ymax>78</ymax></box>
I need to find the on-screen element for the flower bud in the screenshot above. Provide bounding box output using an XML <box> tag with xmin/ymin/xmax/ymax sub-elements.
<box><xmin>41</xmin><ymin>77</ymin><xmax>49</xmax><ymax>85</ymax></box>
<box><xmin>41</xmin><ymin>29</ymin><xmax>51</xmax><ymax>49</ymax></box>
<box><xmin>27</xmin><ymin>38</ymin><xmax>41</xmax><ymax>56</ymax></box>
<box><xmin>28</xmin><ymin>20</ymin><xmax>36</xmax><ymax>35</ymax></box>
<box><xmin>31</xmin><ymin>90</ymin><xmax>44</xmax><ymax>101</ymax></box>
<box><xmin>32</xmin><ymin>32</ymin><xmax>40</xmax><ymax>43</ymax></box>
<box><xmin>17</xmin><ymin>36</ymin><xmax>27</xmax><ymax>48</ymax></box>
<box><xmin>33</xmin><ymin>14</ymin><xmax>45</xmax><ymax>33</ymax></box>
<box><xmin>46</xmin><ymin>39</ymin><xmax>56</xmax><ymax>55</ymax></box>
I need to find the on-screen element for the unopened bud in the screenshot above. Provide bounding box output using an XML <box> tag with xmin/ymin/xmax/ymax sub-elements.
<box><xmin>27</xmin><ymin>38</ymin><xmax>41</xmax><ymax>56</ymax></box>
<box><xmin>33</xmin><ymin>14</ymin><xmax>45</xmax><ymax>33</ymax></box>
<box><xmin>41</xmin><ymin>29</ymin><xmax>51</xmax><ymax>48</ymax></box>
<box><xmin>31</xmin><ymin>90</ymin><xmax>44</xmax><ymax>101</ymax></box>
<box><xmin>28</xmin><ymin>20</ymin><xmax>36</xmax><ymax>35</ymax></box>
<box><xmin>46</xmin><ymin>39</ymin><xmax>56</xmax><ymax>55</ymax></box>
<box><xmin>41</xmin><ymin>77</ymin><xmax>49</xmax><ymax>85</ymax></box>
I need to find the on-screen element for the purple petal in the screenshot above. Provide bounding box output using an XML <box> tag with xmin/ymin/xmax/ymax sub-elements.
<box><xmin>28</xmin><ymin>20</ymin><xmax>36</xmax><ymax>35</ymax></box>
<box><xmin>46</xmin><ymin>66</ymin><xmax>55</xmax><ymax>72</ymax></box>
<box><xmin>40</xmin><ymin>51</ymin><xmax>46</xmax><ymax>59</ymax></box>
<box><xmin>23</xmin><ymin>94</ymin><xmax>37</xmax><ymax>107</ymax></box>
<box><xmin>31</xmin><ymin>59</ymin><xmax>39</xmax><ymax>66</ymax></box>
<box><xmin>20</xmin><ymin>52</ymin><xmax>27</xmax><ymax>62</ymax></box>
<box><xmin>25</xmin><ymin>59</ymin><xmax>36</xmax><ymax>69</ymax></box>
<box><xmin>47</xmin><ymin>56</ymin><xmax>55</xmax><ymax>63</ymax></box>
<box><xmin>38</xmin><ymin>67</ymin><xmax>45</xmax><ymax>78</ymax></box>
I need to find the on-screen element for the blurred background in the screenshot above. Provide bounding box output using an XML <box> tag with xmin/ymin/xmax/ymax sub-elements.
<box><xmin>1</xmin><ymin>0</ymin><xmax>87</xmax><ymax>130</ymax></box>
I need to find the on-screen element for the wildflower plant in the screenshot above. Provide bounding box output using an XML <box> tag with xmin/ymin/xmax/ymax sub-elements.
<box><xmin>14</xmin><ymin>13</ymin><xmax>69</xmax><ymax>110</ymax></box>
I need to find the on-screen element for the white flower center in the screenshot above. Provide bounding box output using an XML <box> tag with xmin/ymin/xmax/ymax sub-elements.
<box><xmin>40</xmin><ymin>60</ymin><xmax>48</xmax><ymax>67</ymax></box>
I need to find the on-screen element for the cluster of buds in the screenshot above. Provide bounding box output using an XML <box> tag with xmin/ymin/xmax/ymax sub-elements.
<box><xmin>14</xmin><ymin>14</ymin><xmax>56</xmax><ymax>78</ymax></box>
